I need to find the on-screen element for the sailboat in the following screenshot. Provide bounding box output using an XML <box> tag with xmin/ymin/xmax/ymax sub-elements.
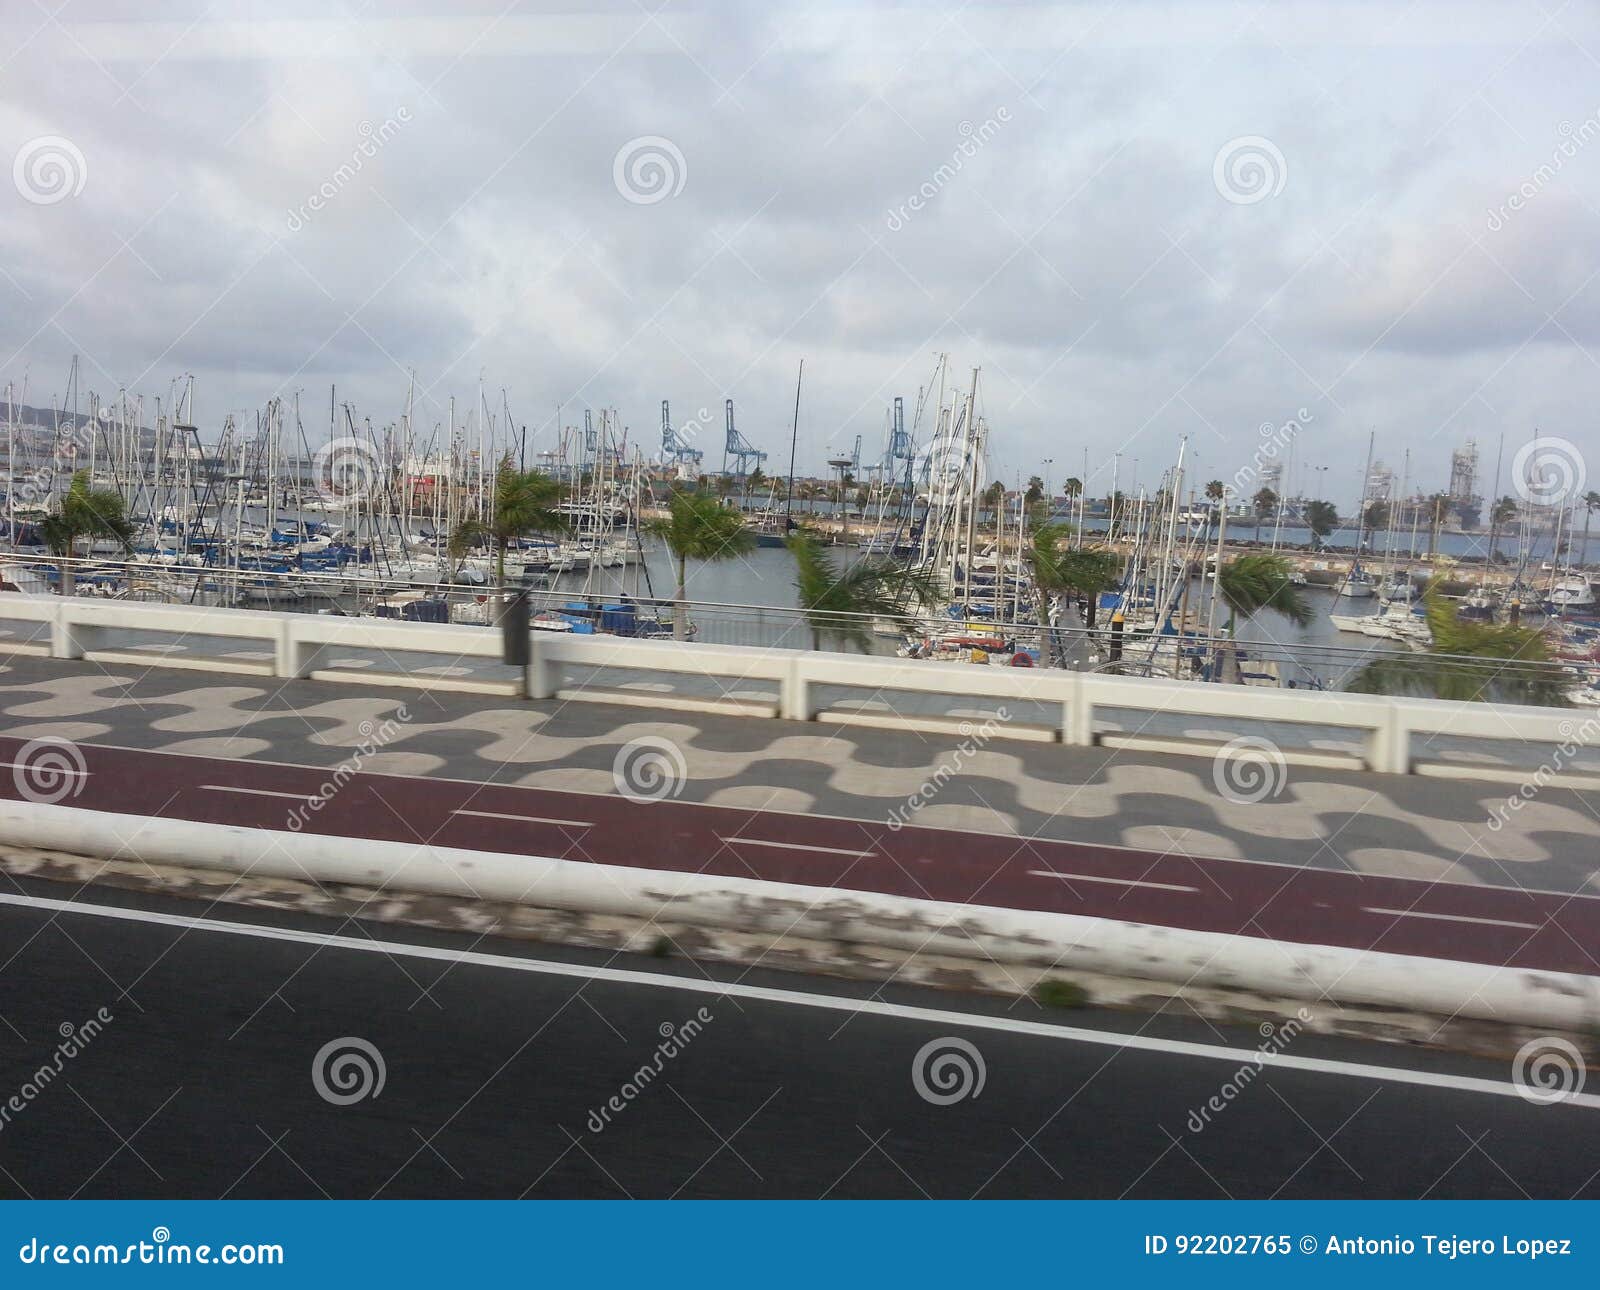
<box><xmin>1334</xmin><ymin>563</ymin><xmax>1376</xmax><ymax>598</ymax></box>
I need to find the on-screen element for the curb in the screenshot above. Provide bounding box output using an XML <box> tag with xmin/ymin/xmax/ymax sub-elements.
<box><xmin>3</xmin><ymin>797</ymin><xmax>1596</xmax><ymax>1033</ymax></box>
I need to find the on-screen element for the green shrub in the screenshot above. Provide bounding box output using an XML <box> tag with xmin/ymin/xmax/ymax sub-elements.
<box><xmin>1034</xmin><ymin>978</ymin><xmax>1089</xmax><ymax>1009</ymax></box>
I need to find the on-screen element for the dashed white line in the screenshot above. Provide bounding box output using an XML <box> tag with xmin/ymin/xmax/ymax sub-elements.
<box><xmin>453</xmin><ymin>808</ymin><xmax>593</xmax><ymax>829</ymax></box>
<box><xmin>1028</xmin><ymin>869</ymin><xmax>1198</xmax><ymax>894</ymax></box>
<box><xmin>719</xmin><ymin>835</ymin><xmax>876</xmax><ymax>858</ymax></box>
<box><xmin>0</xmin><ymin>761</ymin><xmax>88</xmax><ymax>778</ymax></box>
<box><xmin>1363</xmin><ymin>906</ymin><xmax>1543</xmax><ymax>932</ymax></box>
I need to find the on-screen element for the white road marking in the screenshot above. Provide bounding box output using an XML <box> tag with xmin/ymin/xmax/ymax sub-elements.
<box><xmin>199</xmin><ymin>784</ymin><xmax>307</xmax><ymax>801</ymax></box>
<box><xmin>0</xmin><ymin>761</ymin><xmax>88</xmax><ymax>778</ymax></box>
<box><xmin>3</xmin><ymin>890</ymin><xmax>1595</xmax><ymax>1111</ymax></box>
<box><xmin>1362</xmin><ymin>906</ymin><xmax>1543</xmax><ymax>932</ymax></box>
<box><xmin>453</xmin><ymin>808</ymin><xmax>592</xmax><ymax>829</ymax></box>
<box><xmin>719</xmin><ymin>835</ymin><xmax>876</xmax><ymax>858</ymax></box>
<box><xmin>1028</xmin><ymin>870</ymin><xmax>1198</xmax><ymax>894</ymax></box>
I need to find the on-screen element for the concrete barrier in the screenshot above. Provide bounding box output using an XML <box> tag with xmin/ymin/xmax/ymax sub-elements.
<box><xmin>1</xmin><ymin>795</ymin><xmax>1594</xmax><ymax>1031</ymax></box>
<box><xmin>0</xmin><ymin>595</ymin><xmax>1589</xmax><ymax>781</ymax></box>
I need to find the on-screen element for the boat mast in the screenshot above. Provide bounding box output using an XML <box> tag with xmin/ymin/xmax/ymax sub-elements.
<box><xmin>783</xmin><ymin>359</ymin><xmax>803</xmax><ymax>530</ymax></box>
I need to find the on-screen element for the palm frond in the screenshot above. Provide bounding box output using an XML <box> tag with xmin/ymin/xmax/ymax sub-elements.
<box><xmin>1215</xmin><ymin>553</ymin><xmax>1312</xmax><ymax>628</ymax></box>
<box><xmin>647</xmin><ymin>490</ymin><xmax>757</xmax><ymax>564</ymax></box>
<box><xmin>1030</xmin><ymin>526</ymin><xmax>1120</xmax><ymax>600</ymax></box>
<box><xmin>1348</xmin><ymin>585</ymin><xmax>1567</xmax><ymax>705</ymax></box>
<box><xmin>787</xmin><ymin>530</ymin><xmax>939</xmax><ymax>651</ymax></box>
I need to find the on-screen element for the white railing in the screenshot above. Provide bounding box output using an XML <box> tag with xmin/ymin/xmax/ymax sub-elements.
<box><xmin>0</xmin><ymin>595</ymin><xmax>1590</xmax><ymax>782</ymax></box>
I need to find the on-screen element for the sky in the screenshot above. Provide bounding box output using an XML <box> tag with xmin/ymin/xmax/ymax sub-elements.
<box><xmin>3</xmin><ymin>0</ymin><xmax>1599</xmax><ymax>512</ymax></box>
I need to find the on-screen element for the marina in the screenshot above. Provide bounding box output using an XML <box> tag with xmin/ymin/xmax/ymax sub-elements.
<box><xmin>2</xmin><ymin>359</ymin><xmax>1595</xmax><ymax>704</ymax></box>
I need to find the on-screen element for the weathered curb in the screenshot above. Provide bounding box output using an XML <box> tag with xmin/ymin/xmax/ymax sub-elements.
<box><xmin>0</xmin><ymin>846</ymin><xmax>1535</xmax><ymax>1056</ymax></box>
<box><xmin>3</xmin><ymin>799</ymin><xmax>1596</xmax><ymax>1048</ymax></box>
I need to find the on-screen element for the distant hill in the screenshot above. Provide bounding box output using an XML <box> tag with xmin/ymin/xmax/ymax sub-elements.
<box><xmin>0</xmin><ymin>399</ymin><xmax>93</xmax><ymax>433</ymax></box>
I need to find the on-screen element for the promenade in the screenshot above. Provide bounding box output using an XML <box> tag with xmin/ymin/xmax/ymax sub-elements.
<box><xmin>1</xmin><ymin>653</ymin><xmax>1595</xmax><ymax>981</ymax></box>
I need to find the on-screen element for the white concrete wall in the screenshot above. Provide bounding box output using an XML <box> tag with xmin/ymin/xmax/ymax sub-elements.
<box><xmin>0</xmin><ymin>595</ymin><xmax>1587</xmax><ymax>778</ymax></box>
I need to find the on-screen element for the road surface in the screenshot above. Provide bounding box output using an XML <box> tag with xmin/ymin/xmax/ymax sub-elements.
<box><xmin>0</xmin><ymin>881</ymin><xmax>1593</xmax><ymax>1200</ymax></box>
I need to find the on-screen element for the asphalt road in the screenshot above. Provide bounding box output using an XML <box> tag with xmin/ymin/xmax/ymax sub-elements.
<box><xmin>0</xmin><ymin>879</ymin><xmax>1593</xmax><ymax>1199</ymax></box>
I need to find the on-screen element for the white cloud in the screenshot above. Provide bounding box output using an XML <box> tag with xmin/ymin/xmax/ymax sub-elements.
<box><xmin>1</xmin><ymin>0</ymin><xmax>1597</xmax><ymax>504</ymax></box>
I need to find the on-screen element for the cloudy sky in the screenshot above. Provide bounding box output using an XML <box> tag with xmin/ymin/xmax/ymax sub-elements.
<box><xmin>3</xmin><ymin>1</ymin><xmax>1599</xmax><ymax>508</ymax></box>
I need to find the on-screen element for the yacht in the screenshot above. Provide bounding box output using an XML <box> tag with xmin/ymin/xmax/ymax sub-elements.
<box><xmin>1457</xmin><ymin>587</ymin><xmax>1499</xmax><ymax>623</ymax></box>
<box><xmin>1543</xmin><ymin>576</ymin><xmax>1596</xmax><ymax>618</ymax></box>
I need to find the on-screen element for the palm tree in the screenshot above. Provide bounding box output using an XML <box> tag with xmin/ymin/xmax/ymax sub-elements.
<box><xmin>787</xmin><ymin>530</ymin><xmax>940</xmax><ymax>651</ymax></box>
<box><xmin>1304</xmin><ymin>499</ymin><xmax>1339</xmax><ymax>549</ymax></box>
<box><xmin>1214</xmin><ymin>553</ymin><xmax>1312</xmax><ymax>633</ymax></box>
<box><xmin>1030</xmin><ymin>523</ymin><xmax>1121</xmax><ymax>631</ymax></box>
<box><xmin>1063</xmin><ymin>477</ymin><xmax>1083</xmax><ymax>501</ymax></box>
<box><xmin>744</xmin><ymin>464</ymin><xmax>766</xmax><ymax>503</ymax></box>
<box><xmin>39</xmin><ymin>470</ymin><xmax>136</xmax><ymax>597</ymax></box>
<box><xmin>1208</xmin><ymin>553</ymin><xmax>1312</xmax><ymax>683</ymax></box>
<box><xmin>1252</xmin><ymin>487</ymin><xmax>1277</xmax><ymax>541</ymax></box>
<box><xmin>1489</xmin><ymin>494</ymin><xmax>1520</xmax><ymax>561</ymax></box>
<box><xmin>1579</xmin><ymin>490</ymin><xmax>1600</xmax><ymax>567</ymax></box>
<box><xmin>1350</xmin><ymin>585</ymin><xmax>1566</xmax><ymax>705</ymax></box>
<box><xmin>1425</xmin><ymin>492</ymin><xmax>1452</xmax><ymax>556</ymax></box>
<box><xmin>448</xmin><ymin>457</ymin><xmax>567</xmax><ymax>604</ymax></box>
<box><xmin>648</xmin><ymin>488</ymin><xmax>756</xmax><ymax>639</ymax></box>
<box><xmin>1024</xmin><ymin>476</ymin><xmax>1045</xmax><ymax>506</ymax></box>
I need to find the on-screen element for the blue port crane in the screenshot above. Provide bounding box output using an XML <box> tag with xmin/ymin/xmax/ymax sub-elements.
<box><xmin>721</xmin><ymin>398</ymin><xmax>768</xmax><ymax>478</ymax></box>
<box><xmin>887</xmin><ymin>396</ymin><xmax>914</xmax><ymax>489</ymax></box>
<box><xmin>660</xmin><ymin>399</ymin><xmax>703</xmax><ymax>468</ymax></box>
